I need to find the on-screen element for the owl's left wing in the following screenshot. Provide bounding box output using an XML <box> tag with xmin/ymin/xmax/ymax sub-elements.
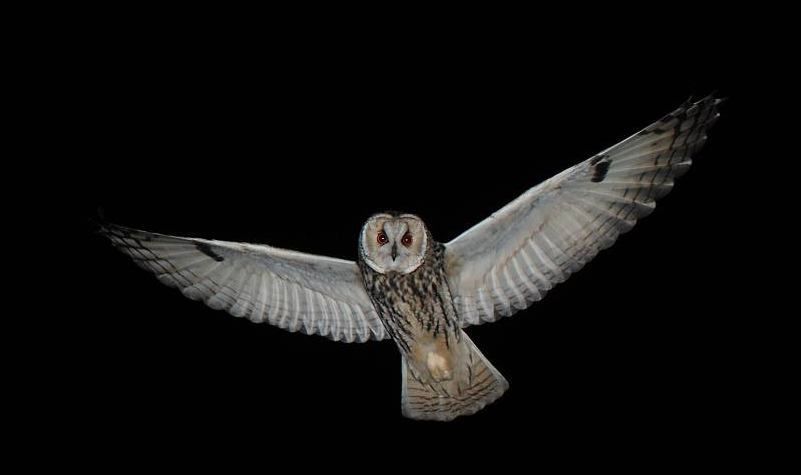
<box><xmin>445</xmin><ymin>94</ymin><xmax>722</xmax><ymax>327</ymax></box>
<box><xmin>100</xmin><ymin>223</ymin><xmax>387</xmax><ymax>342</ymax></box>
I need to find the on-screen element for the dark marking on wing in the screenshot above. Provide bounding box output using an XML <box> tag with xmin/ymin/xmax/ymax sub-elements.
<box><xmin>591</xmin><ymin>160</ymin><xmax>610</xmax><ymax>183</ymax></box>
<box><xmin>196</xmin><ymin>242</ymin><xmax>225</xmax><ymax>262</ymax></box>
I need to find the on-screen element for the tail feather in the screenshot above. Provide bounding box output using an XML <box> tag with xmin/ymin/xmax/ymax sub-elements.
<box><xmin>401</xmin><ymin>332</ymin><xmax>508</xmax><ymax>421</ymax></box>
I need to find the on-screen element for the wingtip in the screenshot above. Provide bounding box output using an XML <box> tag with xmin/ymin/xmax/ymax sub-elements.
<box><xmin>684</xmin><ymin>90</ymin><xmax>724</xmax><ymax>108</ymax></box>
<box><xmin>92</xmin><ymin>208</ymin><xmax>129</xmax><ymax>238</ymax></box>
<box><xmin>699</xmin><ymin>90</ymin><xmax>722</xmax><ymax>105</ymax></box>
<box><xmin>90</xmin><ymin>207</ymin><xmax>109</xmax><ymax>234</ymax></box>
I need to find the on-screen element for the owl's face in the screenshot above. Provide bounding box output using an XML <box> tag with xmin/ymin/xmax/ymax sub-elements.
<box><xmin>359</xmin><ymin>213</ymin><xmax>429</xmax><ymax>274</ymax></box>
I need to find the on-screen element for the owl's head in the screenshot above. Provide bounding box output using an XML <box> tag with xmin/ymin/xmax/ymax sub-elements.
<box><xmin>359</xmin><ymin>212</ymin><xmax>430</xmax><ymax>274</ymax></box>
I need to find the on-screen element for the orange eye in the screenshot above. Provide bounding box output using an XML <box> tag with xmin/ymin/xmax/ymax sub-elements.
<box><xmin>401</xmin><ymin>233</ymin><xmax>413</xmax><ymax>247</ymax></box>
<box><xmin>377</xmin><ymin>232</ymin><xmax>388</xmax><ymax>245</ymax></box>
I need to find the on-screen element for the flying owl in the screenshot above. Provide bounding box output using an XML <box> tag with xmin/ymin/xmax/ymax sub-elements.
<box><xmin>100</xmin><ymin>94</ymin><xmax>722</xmax><ymax>421</ymax></box>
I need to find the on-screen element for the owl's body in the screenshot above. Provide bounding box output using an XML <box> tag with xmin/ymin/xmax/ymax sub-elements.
<box><xmin>358</xmin><ymin>217</ymin><xmax>508</xmax><ymax>420</ymax></box>
<box><xmin>100</xmin><ymin>95</ymin><xmax>722</xmax><ymax>421</ymax></box>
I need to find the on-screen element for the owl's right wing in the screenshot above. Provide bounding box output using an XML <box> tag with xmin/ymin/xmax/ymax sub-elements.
<box><xmin>100</xmin><ymin>223</ymin><xmax>388</xmax><ymax>342</ymax></box>
<box><xmin>444</xmin><ymin>94</ymin><xmax>722</xmax><ymax>327</ymax></box>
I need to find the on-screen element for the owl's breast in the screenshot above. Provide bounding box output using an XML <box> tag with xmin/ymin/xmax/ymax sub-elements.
<box><xmin>360</xmin><ymin>256</ymin><xmax>461</xmax><ymax>356</ymax></box>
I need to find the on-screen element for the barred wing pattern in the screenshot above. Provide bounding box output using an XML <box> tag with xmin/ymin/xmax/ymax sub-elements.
<box><xmin>101</xmin><ymin>224</ymin><xmax>387</xmax><ymax>342</ymax></box>
<box><xmin>445</xmin><ymin>95</ymin><xmax>722</xmax><ymax>327</ymax></box>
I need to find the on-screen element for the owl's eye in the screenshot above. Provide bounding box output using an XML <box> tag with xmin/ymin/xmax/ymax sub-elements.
<box><xmin>401</xmin><ymin>233</ymin><xmax>413</xmax><ymax>247</ymax></box>
<box><xmin>377</xmin><ymin>231</ymin><xmax>388</xmax><ymax>245</ymax></box>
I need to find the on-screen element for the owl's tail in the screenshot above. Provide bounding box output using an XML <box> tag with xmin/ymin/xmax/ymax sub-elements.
<box><xmin>401</xmin><ymin>332</ymin><xmax>508</xmax><ymax>421</ymax></box>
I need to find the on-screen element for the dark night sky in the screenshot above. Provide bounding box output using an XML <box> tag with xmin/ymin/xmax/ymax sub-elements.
<box><xmin>59</xmin><ymin>31</ymin><xmax>766</xmax><ymax>458</ymax></box>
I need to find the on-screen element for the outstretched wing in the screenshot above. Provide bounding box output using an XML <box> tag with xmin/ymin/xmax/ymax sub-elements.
<box><xmin>100</xmin><ymin>223</ymin><xmax>387</xmax><ymax>342</ymax></box>
<box><xmin>445</xmin><ymin>94</ymin><xmax>722</xmax><ymax>327</ymax></box>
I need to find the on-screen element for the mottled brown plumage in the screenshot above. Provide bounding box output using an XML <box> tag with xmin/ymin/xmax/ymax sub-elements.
<box><xmin>358</xmin><ymin>213</ymin><xmax>508</xmax><ymax>420</ymax></box>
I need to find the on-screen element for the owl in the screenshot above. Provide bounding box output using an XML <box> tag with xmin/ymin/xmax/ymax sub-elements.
<box><xmin>100</xmin><ymin>94</ymin><xmax>722</xmax><ymax>421</ymax></box>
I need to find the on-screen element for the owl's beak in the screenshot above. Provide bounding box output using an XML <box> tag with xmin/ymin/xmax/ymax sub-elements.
<box><xmin>391</xmin><ymin>243</ymin><xmax>398</xmax><ymax>261</ymax></box>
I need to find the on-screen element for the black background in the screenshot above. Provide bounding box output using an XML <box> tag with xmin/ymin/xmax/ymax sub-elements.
<box><xmin>51</xmin><ymin>16</ymin><xmax>771</xmax><ymax>463</ymax></box>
